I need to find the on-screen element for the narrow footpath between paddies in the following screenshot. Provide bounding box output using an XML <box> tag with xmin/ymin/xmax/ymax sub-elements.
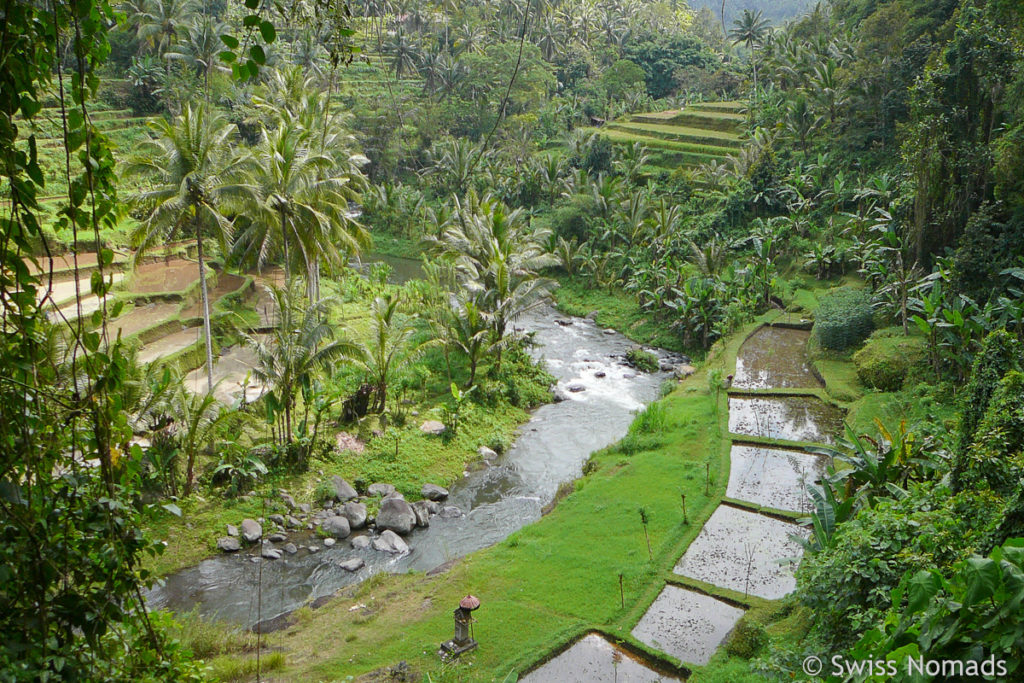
<box><xmin>229</xmin><ymin>309</ymin><xmax>842</xmax><ymax>681</ymax></box>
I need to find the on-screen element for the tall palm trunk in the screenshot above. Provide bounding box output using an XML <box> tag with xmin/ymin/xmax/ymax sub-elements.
<box><xmin>195</xmin><ymin>215</ymin><xmax>215</xmax><ymax>391</ymax></box>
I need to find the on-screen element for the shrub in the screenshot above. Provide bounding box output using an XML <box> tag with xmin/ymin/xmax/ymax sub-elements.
<box><xmin>853</xmin><ymin>335</ymin><xmax>924</xmax><ymax>391</ymax></box>
<box><xmin>626</xmin><ymin>347</ymin><xmax>660</xmax><ymax>372</ymax></box>
<box><xmin>814</xmin><ymin>288</ymin><xmax>874</xmax><ymax>350</ymax></box>
<box><xmin>725</xmin><ymin>619</ymin><xmax>768</xmax><ymax>659</ymax></box>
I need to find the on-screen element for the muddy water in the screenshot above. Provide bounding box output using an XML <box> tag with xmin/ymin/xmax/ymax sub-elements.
<box><xmin>146</xmin><ymin>305</ymin><xmax>676</xmax><ymax>626</ymax></box>
<box><xmin>672</xmin><ymin>505</ymin><xmax>809</xmax><ymax>600</ymax></box>
<box><xmin>522</xmin><ymin>633</ymin><xmax>682</xmax><ymax>682</ymax></box>
<box><xmin>631</xmin><ymin>586</ymin><xmax>745</xmax><ymax>667</ymax></box>
<box><xmin>727</xmin><ymin>444</ymin><xmax>829</xmax><ymax>513</ymax></box>
<box><xmin>109</xmin><ymin>303</ymin><xmax>181</xmax><ymax>339</ymax></box>
<box><xmin>728</xmin><ymin>396</ymin><xmax>843</xmax><ymax>444</ymax></box>
<box><xmin>734</xmin><ymin>326</ymin><xmax>821</xmax><ymax>390</ymax></box>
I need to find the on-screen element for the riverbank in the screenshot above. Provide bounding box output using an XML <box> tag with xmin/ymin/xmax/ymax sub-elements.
<box><xmin>197</xmin><ymin>310</ymin><xmax>770</xmax><ymax>681</ymax></box>
<box><xmin>141</xmin><ymin>266</ymin><xmax>548</xmax><ymax>579</ymax></box>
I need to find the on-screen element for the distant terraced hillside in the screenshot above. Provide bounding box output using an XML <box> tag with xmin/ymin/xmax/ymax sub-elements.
<box><xmin>594</xmin><ymin>101</ymin><xmax>747</xmax><ymax>170</ymax></box>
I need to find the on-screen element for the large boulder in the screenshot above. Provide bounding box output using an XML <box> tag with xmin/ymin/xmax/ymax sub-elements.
<box><xmin>411</xmin><ymin>500</ymin><xmax>431</xmax><ymax>528</ymax></box>
<box><xmin>280</xmin><ymin>492</ymin><xmax>297</xmax><ymax>510</ymax></box>
<box><xmin>338</xmin><ymin>558</ymin><xmax>365</xmax><ymax>572</ymax></box>
<box><xmin>331</xmin><ymin>475</ymin><xmax>358</xmax><ymax>502</ymax></box>
<box><xmin>240</xmin><ymin>519</ymin><xmax>262</xmax><ymax>543</ymax></box>
<box><xmin>321</xmin><ymin>516</ymin><xmax>351</xmax><ymax>539</ymax></box>
<box><xmin>268</xmin><ymin>514</ymin><xmax>285</xmax><ymax>526</ymax></box>
<box><xmin>351</xmin><ymin>535</ymin><xmax>371</xmax><ymax>550</ymax></box>
<box><xmin>342</xmin><ymin>501</ymin><xmax>367</xmax><ymax>530</ymax></box>
<box><xmin>217</xmin><ymin>537</ymin><xmax>241</xmax><ymax>552</ymax></box>
<box><xmin>373</xmin><ymin>530</ymin><xmax>409</xmax><ymax>554</ymax></box>
<box><xmin>261</xmin><ymin>547</ymin><xmax>282</xmax><ymax>560</ymax></box>
<box><xmin>419</xmin><ymin>420</ymin><xmax>446</xmax><ymax>435</ymax></box>
<box><xmin>368</xmin><ymin>482</ymin><xmax>395</xmax><ymax>497</ymax></box>
<box><xmin>420</xmin><ymin>483</ymin><xmax>449</xmax><ymax>501</ymax></box>
<box><xmin>226</xmin><ymin>524</ymin><xmax>239</xmax><ymax>537</ymax></box>
<box><xmin>376</xmin><ymin>497</ymin><xmax>417</xmax><ymax>535</ymax></box>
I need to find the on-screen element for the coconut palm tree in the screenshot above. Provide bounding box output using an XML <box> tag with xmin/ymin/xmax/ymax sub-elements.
<box><xmin>234</xmin><ymin>118</ymin><xmax>369</xmax><ymax>302</ymax></box>
<box><xmin>434</xmin><ymin>195</ymin><xmax>557</xmax><ymax>369</ymax></box>
<box><xmin>383</xmin><ymin>25</ymin><xmax>420</xmax><ymax>78</ymax></box>
<box><xmin>131</xmin><ymin>0</ymin><xmax>197</xmax><ymax>62</ymax></box>
<box><xmin>164</xmin><ymin>14</ymin><xmax>228</xmax><ymax>98</ymax></box>
<box><xmin>343</xmin><ymin>293</ymin><xmax>436</xmax><ymax>413</ymax></box>
<box><xmin>126</xmin><ymin>103</ymin><xmax>248</xmax><ymax>391</ymax></box>
<box><xmin>729</xmin><ymin>9</ymin><xmax>771</xmax><ymax>100</ymax></box>
<box><xmin>248</xmin><ymin>284</ymin><xmax>353</xmax><ymax>444</ymax></box>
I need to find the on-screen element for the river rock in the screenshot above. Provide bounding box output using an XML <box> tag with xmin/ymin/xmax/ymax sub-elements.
<box><xmin>595</xmin><ymin>370</ymin><xmax>606</xmax><ymax>378</ymax></box>
<box><xmin>323</xmin><ymin>538</ymin><xmax>336</xmax><ymax>547</ymax></box>
<box><xmin>421</xmin><ymin>483</ymin><xmax>449</xmax><ymax>501</ymax></box>
<box><xmin>556</xmin><ymin>318</ymin><xmax>573</xmax><ymax>326</ymax></box>
<box><xmin>342</xmin><ymin>501</ymin><xmax>367</xmax><ymax>529</ymax></box>
<box><xmin>567</xmin><ymin>383</ymin><xmax>586</xmax><ymax>393</ymax></box>
<box><xmin>368</xmin><ymin>482</ymin><xmax>395</xmax><ymax>497</ymax></box>
<box><xmin>226</xmin><ymin>524</ymin><xmax>238</xmax><ymax>537</ymax></box>
<box><xmin>376</xmin><ymin>497</ymin><xmax>416</xmax><ymax>535</ymax></box>
<box><xmin>603</xmin><ymin>328</ymin><xmax>616</xmax><ymax>335</ymax></box>
<box><xmin>411</xmin><ymin>500</ymin><xmax>431</xmax><ymax>528</ymax></box>
<box><xmin>383</xmin><ymin>490</ymin><xmax>405</xmax><ymax>500</ymax></box>
<box><xmin>586</xmin><ymin>310</ymin><xmax>599</xmax><ymax>320</ymax></box>
<box><xmin>552</xmin><ymin>388</ymin><xmax>569</xmax><ymax>402</ymax></box>
<box><xmin>674</xmin><ymin>364</ymin><xmax>697</xmax><ymax>379</ymax></box>
<box><xmin>299</xmin><ymin>503</ymin><xmax>311</xmax><ymax>514</ymax></box>
<box><xmin>217</xmin><ymin>536</ymin><xmax>241</xmax><ymax>552</ymax></box>
<box><xmin>309</xmin><ymin>545</ymin><xmax>319</xmax><ymax>553</ymax></box>
<box><xmin>338</xmin><ymin>558</ymin><xmax>365</xmax><ymax>572</ymax></box>
<box><xmin>283</xmin><ymin>542</ymin><xmax>297</xmax><ymax>555</ymax></box>
<box><xmin>439</xmin><ymin>505</ymin><xmax>463</xmax><ymax>518</ymax></box>
<box><xmin>477</xmin><ymin>446</ymin><xmax>498</xmax><ymax>460</ymax></box>
<box><xmin>240</xmin><ymin>519</ymin><xmax>262</xmax><ymax>543</ymax></box>
<box><xmin>351</xmin><ymin>535</ymin><xmax>371</xmax><ymax>550</ymax></box>
<box><xmin>261</xmin><ymin>547</ymin><xmax>282</xmax><ymax>560</ymax></box>
<box><xmin>373</xmin><ymin>530</ymin><xmax>409</xmax><ymax>554</ymax></box>
<box><xmin>280</xmin><ymin>492</ymin><xmax>297</xmax><ymax>510</ymax></box>
<box><xmin>331</xmin><ymin>475</ymin><xmax>358</xmax><ymax>502</ymax></box>
<box><xmin>321</xmin><ymin>516</ymin><xmax>351</xmax><ymax>539</ymax></box>
<box><xmin>286</xmin><ymin>515</ymin><xmax>301</xmax><ymax>529</ymax></box>
<box><xmin>419</xmin><ymin>420</ymin><xmax>446</xmax><ymax>435</ymax></box>
<box><xmin>426</xmin><ymin>500</ymin><xmax>441</xmax><ymax>515</ymax></box>
<box><xmin>268</xmin><ymin>514</ymin><xmax>285</xmax><ymax>526</ymax></box>
<box><xmin>268</xmin><ymin>532</ymin><xmax>286</xmax><ymax>543</ymax></box>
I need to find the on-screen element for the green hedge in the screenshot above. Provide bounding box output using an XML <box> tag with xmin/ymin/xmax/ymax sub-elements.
<box><xmin>814</xmin><ymin>288</ymin><xmax>874</xmax><ymax>351</ymax></box>
<box><xmin>853</xmin><ymin>334</ymin><xmax>925</xmax><ymax>391</ymax></box>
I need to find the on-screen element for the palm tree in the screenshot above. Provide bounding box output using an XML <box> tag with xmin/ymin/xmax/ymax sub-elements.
<box><xmin>164</xmin><ymin>14</ymin><xmax>227</xmax><ymax>98</ymax></box>
<box><xmin>248</xmin><ymin>284</ymin><xmax>352</xmax><ymax>443</ymax></box>
<box><xmin>126</xmin><ymin>104</ymin><xmax>248</xmax><ymax>390</ymax></box>
<box><xmin>343</xmin><ymin>293</ymin><xmax>436</xmax><ymax>413</ymax></box>
<box><xmin>235</xmin><ymin>118</ymin><xmax>369</xmax><ymax>302</ymax></box>
<box><xmin>131</xmin><ymin>0</ymin><xmax>197</xmax><ymax>62</ymax></box>
<box><xmin>168</xmin><ymin>384</ymin><xmax>231</xmax><ymax>496</ymax></box>
<box><xmin>729</xmin><ymin>9</ymin><xmax>771</xmax><ymax>100</ymax></box>
<box><xmin>383</xmin><ymin>25</ymin><xmax>420</xmax><ymax>78</ymax></box>
<box><xmin>438</xmin><ymin>289</ymin><xmax>492</xmax><ymax>387</ymax></box>
<box><xmin>434</xmin><ymin>196</ymin><xmax>557</xmax><ymax>369</ymax></box>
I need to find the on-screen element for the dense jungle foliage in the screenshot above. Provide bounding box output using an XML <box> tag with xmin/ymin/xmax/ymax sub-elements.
<box><xmin>2</xmin><ymin>0</ymin><xmax>1023</xmax><ymax>678</ymax></box>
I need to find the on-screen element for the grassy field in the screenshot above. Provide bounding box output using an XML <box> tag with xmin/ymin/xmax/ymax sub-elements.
<box><xmin>260</xmin><ymin>324</ymin><xmax>737</xmax><ymax>681</ymax></box>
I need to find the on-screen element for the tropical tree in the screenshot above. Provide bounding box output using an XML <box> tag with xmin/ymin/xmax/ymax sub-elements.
<box><xmin>129</xmin><ymin>0</ymin><xmax>197</xmax><ymax>63</ymax></box>
<box><xmin>729</xmin><ymin>9</ymin><xmax>771</xmax><ymax>100</ymax></box>
<box><xmin>434</xmin><ymin>195</ymin><xmax>557</xmax><ymax>368</ymax></box>
<box><xmin>164</xmin><ymin>14</ymin><xmax>228</xmax><ymax>97</ymax></box>
<box><xmin>235</xmin><ymin>117</ymin><xmax>369</xmax><ymax>302</ymax></box>
<box><xmin>167</xmin><ymin>384</ymin><xmax>232</xmax><ymax>496</ymax></box>
<box><xmin>248</xmin><ymin>284</ymin><xmax>352</xmax><ymax>444</ymax></box>
<box><xmin>127</xmin><ymin>103</ymin><xmax>248</xmax><ymax>390</ymax></box>
<box><xmin>343</xmin><ymin>293</ymin><xmax>436</xmax><ymax>413</ymax></box>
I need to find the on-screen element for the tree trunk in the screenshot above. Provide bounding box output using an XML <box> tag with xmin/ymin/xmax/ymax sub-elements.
<box><xmin>721</xmin><ymin>0</ymin><xmax>727</xmax><ymax>40</ymax></box>
<box><xmin>196</xmin><ymin>217</ymin><xmax>215</xmax><ymax>392</ymax></box>
<box><xmin>281</xmin><ymin>212</ymin><xmax>290</xmax><ymax>282</ymax></box>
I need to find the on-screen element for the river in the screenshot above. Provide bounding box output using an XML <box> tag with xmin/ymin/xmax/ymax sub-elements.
<box><xmin>146</xmin><ymin>255</ymin><xmax>679</xmax><ymax>628</ymax></box>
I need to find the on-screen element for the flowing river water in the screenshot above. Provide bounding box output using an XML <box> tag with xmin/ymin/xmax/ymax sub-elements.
<box><xmin>147</xmin><ymin>255</ymin><xmax>680</xmax><ymax>628</ymax></box>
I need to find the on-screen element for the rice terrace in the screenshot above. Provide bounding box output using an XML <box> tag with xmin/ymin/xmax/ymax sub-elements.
<box><xmin>2</xmin><ymin>0</ymin><xmax>1024</xmax><ymax>681</ymax></box>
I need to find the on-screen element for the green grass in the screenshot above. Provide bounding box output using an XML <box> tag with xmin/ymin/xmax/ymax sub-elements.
<box><xmin>269</xmin><ymin>354</ymin><xmax>729</xmax><ymax>680</ymax></box>
<box><xmin>592</xmin><ymin>127</ymin><xmax>735</xmax><ymax>159</ymax></box>
<box><xmin>368</xmin><ymin>231</ymin><xmax>423</xmax><ymax>259</ymax></box>
<box><xmin>554</xmin><ymin>275</ymin><xmax>690</xmax><ymax>353</ymax></box>
<box><xmin>605</xmin><ymin>121</ymin><xmax>742</xmax><ymax>147</ymax></box>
